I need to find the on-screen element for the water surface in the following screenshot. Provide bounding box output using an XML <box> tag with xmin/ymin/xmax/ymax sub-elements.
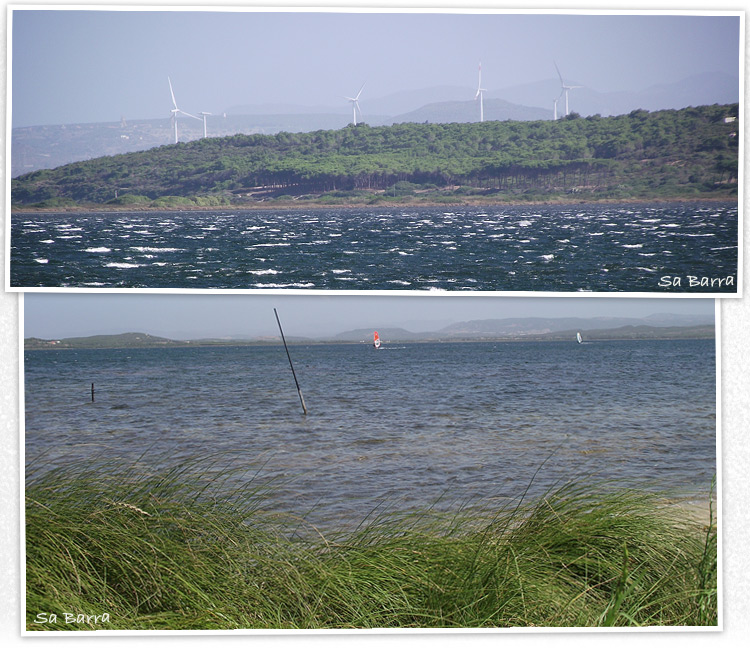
<box><xmin>25</xmin><ymin>340</ymin><xmax>716</xmax><ymax>529</ymax></box>
<box><xmin>11</xmin><ymin>202</ymin><xmax>737</xmax><ymax>291</ymax></box>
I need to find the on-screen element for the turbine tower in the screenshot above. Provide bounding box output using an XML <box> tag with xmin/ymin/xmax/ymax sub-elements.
<box><xmin>475</xmin><ymin>62</ymin><xmax>487</xmax><ymax>122</ymax></box>
<box><xmin>199</xmin><ymin>111</ymin><xmax>212</xmax><ymax>138</ymax></box>
<box><xmin>344</xmin><ymin>83</ymin><xmax>365</xmax><ymax>126</ymax></box>
<box><xmin>168</xmin><ymin>77</ymin><xmax>200</xmax><ymax>143</ymax></box>
<box><xmin>553</xmin><ymin>91</ymin><xmax>563</xmax><ymax>121</ymax></box>
<box><xmin>554</xmin><ymin>62</ymin><xmax>582</xmax><ymax>117</ymax></box>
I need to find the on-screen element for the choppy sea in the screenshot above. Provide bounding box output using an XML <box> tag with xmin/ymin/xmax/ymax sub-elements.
<box><xmin>11</xmin><ymin>202</ymin><xmax>737</xmax><ymax>291</ymax></box>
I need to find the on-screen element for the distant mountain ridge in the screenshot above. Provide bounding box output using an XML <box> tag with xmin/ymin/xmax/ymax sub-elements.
<box><xmin>25</xmin><ymin>317</ymin><xmax>714</xmax><ymax>350</ymax></box>
<box><xmin>437</xmin><ymin>313</ymin><xmax>713</xmax><ymax>337</ymax></box>
<box><xmin>391</xmin><ymin>98</ymin><xmax>550</xmax><ymax>124</ymax></box>
<box><xmin>333</xmin><ymin>314</ymin><xmax>714</xmax><ymax>342</ymax></box>
<box><xmin>493</xmin><ymin>71</ymin><xmax>738</xmax><ymax>117</ymax></box>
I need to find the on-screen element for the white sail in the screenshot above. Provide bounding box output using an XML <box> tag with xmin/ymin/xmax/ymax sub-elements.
<box><xmin>577</xmin><ymin>332</ymin><xmax>583</xmax><ymax>344</ymax></box>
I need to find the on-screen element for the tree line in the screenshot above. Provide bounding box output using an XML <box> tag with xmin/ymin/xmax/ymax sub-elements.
<box><xmin>11</xmin><ymin>103</ymin><xmax>739</xmax><ymax>207</ymax></box>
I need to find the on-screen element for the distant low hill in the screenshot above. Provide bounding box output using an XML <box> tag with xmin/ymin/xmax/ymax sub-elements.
<box><xmin>25</xmin><ymin>332</ymin><xmax>183</xmax><ymax>350</ymax></box>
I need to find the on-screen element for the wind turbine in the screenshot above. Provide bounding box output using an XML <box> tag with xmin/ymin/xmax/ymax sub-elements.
<box><xmin>554</xmin><ymin>62</ymin><xmax>582</xmax><ymax>117</ymax></box>
<box><xmin>475</xmin><ymin>62</ymin><xmax>487</xmax><ymax>122</ymax></box>
<box><xmin>168</xmin><ymin>76</ymin><xmax>200</xmax><ymax>143</ymax></box>
<box><xmin>344</xmin><ymin>83</ymin><xmax>365</xmax><ymax>126</ymax></box>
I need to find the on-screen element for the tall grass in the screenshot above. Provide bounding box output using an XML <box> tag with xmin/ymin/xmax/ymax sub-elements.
<box><xmin>25</xmin><ymin>458</ymin><xmax>717</xmax><ymax>631</ymax></box>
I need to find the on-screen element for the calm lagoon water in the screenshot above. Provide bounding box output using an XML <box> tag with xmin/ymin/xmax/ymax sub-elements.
<box><xmin>25</xmin><ymin>339</ymin><xmax>716</xmax><ymax>529</ymax></box>
<box><xmin>11</xmin><ymin>202</ymin><xmax>737</xmax><ymax>291</ymax></box>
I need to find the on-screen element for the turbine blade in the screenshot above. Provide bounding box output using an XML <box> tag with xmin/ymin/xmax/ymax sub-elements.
<box><xmin>554</xmin><ymin>61</ymin><xmax>564</xmax><ymax>85</ymax></box>
<box><xmin>168</xmin><ymin>77</ymin><xmax>178</xmax><ymax>109</ymax></box>
<box><xmin>179</xmin><ymin>109</ymin><xmax>201</xmax><ymax>120</ymax></box>
<box><xmin>355</xmin><ymin>83</ymin><xmax>366</xmax><ymax>99</ymax></box>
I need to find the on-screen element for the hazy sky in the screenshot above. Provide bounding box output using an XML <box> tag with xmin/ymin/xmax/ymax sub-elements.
<box><xmin>10</xmin><ymin>7</ymin><xmax>741</xmax><ymax>127</ymax></box>
<box><xmin>23</xmin><ymin>293</ymin><xmax>715</xmax><ymax>340</ymax></box>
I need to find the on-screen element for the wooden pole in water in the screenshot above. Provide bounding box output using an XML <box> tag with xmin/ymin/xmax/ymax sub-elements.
<box><xmin>91</xmin><ymin>383</ymin><xmax>95</xmax><ymax>402</ymax></box>
<box><xmin>274</xmin><ymin>308</ymin><xmax>308</xmax><ymax>416</ymax></box>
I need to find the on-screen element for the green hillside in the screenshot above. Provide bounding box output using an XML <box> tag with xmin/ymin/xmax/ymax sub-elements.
<box><xmin>11</xmin><ymin>104</ymin><xmax>738</xmax><ymax>208</ymax></box>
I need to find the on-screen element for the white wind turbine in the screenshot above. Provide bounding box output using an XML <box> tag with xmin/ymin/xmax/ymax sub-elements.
<box><xmin>475</xmin><ymin>62</ymin><xmax>487</xmax><ymax>122</ymax></box>
<box><xmin>344</xmin><ymin>83</ymin><xmax>365</xmax><ymax>125</ymax></box>
<box><xmin>554</xmin><ymin>62</ymin><xmax>582</xmax><ymax>117</ymax></box>
<box><xmin>168</xmin><ymin>76</ymin><xmax>201</xmax><ymax>143</ymax></box>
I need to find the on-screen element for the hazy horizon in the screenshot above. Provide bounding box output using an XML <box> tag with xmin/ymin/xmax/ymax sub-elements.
<box><xmin>23</xmin><ymin>294</ymin><xmax>715</xmax><ymax>341</ymax></box>
<box><xmin>10</xmin><ymin>8</ymin><xmax>741</xmax><ymax>128</ymax></box>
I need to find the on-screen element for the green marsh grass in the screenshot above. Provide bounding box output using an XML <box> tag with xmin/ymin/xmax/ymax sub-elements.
<box><xmin>25</xmin><ymin>458</ymin><xmax>717</xmax><ymax>631</ymax></box>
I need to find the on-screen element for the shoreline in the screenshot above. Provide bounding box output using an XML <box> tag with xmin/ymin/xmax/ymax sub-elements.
<box><xmin>10</xmin><ymin>194</ymin><xmax>737</xmax><ymax>214</ymax></box>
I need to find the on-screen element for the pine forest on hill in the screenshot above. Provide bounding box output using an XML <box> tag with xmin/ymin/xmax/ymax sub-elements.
<box><xmin>11</xmin><ymin>104</ymin><xmax>739</xmax><ymax>209</ymax></box>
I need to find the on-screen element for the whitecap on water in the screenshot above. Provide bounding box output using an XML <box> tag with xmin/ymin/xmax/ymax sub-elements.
<box><xmin>253</xmin><ymin>282</ymin><xmax>315</xmax><ymax>288</ymax></box>
<box><xmin>84</xmin><ymin>247</ymin><xmax>112</xmax><ymax>253</ymax></box>
<box><xmin>249</xmin><ymin>243</ymin><xmax>292</xmax><ymax>247</ymax></box>
<box><xmin>249</xmin><ymin>269</ymin><xmax>280</xmax><ymax>275</ymax></box>
<box><xmin>622</xmin><ymin>244</ymin><xmax>644</xmax><ymax>249</ymax></box>
<box><xmin>130</xmin><ymin>247</ymin><xmax>183</xmax><ymax>253</ymax></box>
<box><xmin>34</xmin><ymin>258</ymin><xmax>49</xmax><ymax>264</ymax></box>
<box><xmin>105</xmin><ymin>262</ymin><xmax>140</xmax><ymax>268</ymax></box>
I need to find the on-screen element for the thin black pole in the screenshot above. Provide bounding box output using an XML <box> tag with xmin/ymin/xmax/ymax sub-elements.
<box><xmin>91</xmin><ymin>383</ymin><xmax>95</xmax><ymax>402</ymax></box>
<box><xmin>274</xmin><ymin>308</ymin><xmax>308</xmax><ymax>416</ymax></box>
